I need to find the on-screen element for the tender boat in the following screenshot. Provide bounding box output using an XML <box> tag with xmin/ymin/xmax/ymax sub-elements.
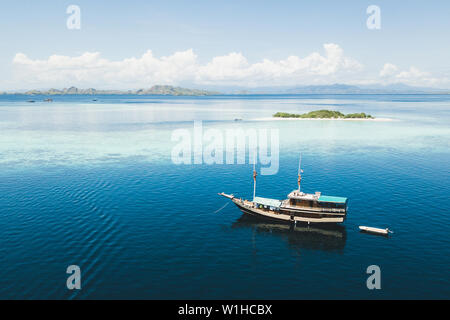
<box><xmin>219</xmin><ymin>156</ymin><xmax>348</xmax><ymax>224</ymax></box>
<box><xmin>359</xmin><ymin>226</ymin><xmax>392</xmax><ymax>235</ymax></box>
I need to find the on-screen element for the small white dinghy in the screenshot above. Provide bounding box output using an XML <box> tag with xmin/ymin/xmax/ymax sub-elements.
<box><xmin>359</xmin><ymin>226</ymin><xmax>393</xmax><ymax>235</ymax></box>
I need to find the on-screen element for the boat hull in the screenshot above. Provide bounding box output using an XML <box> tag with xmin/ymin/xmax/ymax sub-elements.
<box><xmin>232</xmin><ymin>198</ymin><xmax>345</xmax><ymax>224</ymax></box>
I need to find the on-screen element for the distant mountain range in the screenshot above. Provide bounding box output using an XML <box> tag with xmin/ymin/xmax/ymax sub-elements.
<box><xmin>228</xmin><ymin>83</ymin><xmax>450</xmax><ymax>94</ymax></box>
<box><xmin>2</xmin><ymin>85</ymin><xmax>221</xmax><ymax>96</ymax></box>
<box><xmin>1</xmin><ymin>83</ymin><xmax>448</xmax><ymax>96</ymax></box>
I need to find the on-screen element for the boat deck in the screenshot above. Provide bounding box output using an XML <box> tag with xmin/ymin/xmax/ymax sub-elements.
<box><xmin>280</xmin><ymin>200</ymin><xmax>346</xmax><ymax>214</ymax></box>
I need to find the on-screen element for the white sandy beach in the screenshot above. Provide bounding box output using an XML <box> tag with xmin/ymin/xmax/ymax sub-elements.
<box><xmin>250</xmin><ymin>117</ymin><xmax>396</xmax><ymax>122</ymax></box>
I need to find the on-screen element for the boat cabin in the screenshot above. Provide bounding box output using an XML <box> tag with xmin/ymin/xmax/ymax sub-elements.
<box><xmin>253</xmin><ymin>196</ymin><xmax>282</xmax><ymax>211</ymax></box>
<box><xmin>287</xmin><ymin>190</ymin><xmax>347</xmax><ymax>210</ymax></box>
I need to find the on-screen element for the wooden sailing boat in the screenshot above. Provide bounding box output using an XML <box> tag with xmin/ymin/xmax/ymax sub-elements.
<box><xmin>219</xmin><ymin>155</ymin><xmax>348</xmax><ymax>224</ymax></box>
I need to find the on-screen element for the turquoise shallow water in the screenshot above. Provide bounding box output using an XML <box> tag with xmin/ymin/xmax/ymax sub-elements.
<box><xmin>0</xmin><ymin>94</ymin><xmax>449</xmax><ymax>299</ymax></box>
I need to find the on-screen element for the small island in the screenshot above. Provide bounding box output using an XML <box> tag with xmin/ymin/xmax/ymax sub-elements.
<box><xmin>273</xmin><ymin>110</ymin><xmax>374</xmax><ymax>119</ymax></box>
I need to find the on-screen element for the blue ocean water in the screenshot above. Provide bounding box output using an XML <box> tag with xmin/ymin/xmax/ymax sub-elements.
<box><xmin>0</xmin><ymin>94</ymin><xmax>449</xmax><ymax>299</ymax></box>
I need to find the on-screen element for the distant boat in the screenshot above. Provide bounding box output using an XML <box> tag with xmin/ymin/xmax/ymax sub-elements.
<box><xmin>44</xmin><ymin>98</ymin><xmax>53</xmax><ymax>102</ymax></box>
<box><xmin>27</xmin><ymin>100</ymin><xmax>35</xmax><ymax>103</ymax></box>
<box><xmin>219</xmin><ymin>155</ymin><xmax>348</xmax><ymax>224</ymax></box>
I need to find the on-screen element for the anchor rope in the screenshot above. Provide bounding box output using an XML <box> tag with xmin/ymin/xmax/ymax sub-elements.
<box><xmin>214</xmin><ymin>202</ymin><xmax>229</xmax><ymax>214</ymax></box>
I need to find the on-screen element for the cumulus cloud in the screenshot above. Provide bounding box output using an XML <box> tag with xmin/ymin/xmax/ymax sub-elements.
<box><xmin>12</xmin><ymin>43</ymin><xmax>363</xmax><ymax>88</ymax></box>
<box><xmin>379</xmin><ymin>63</ymin><xmax>398</xmax><ymax>77</ymax></box>
<box><xmin>396</xmin><ymin>66</ymin><xmax>431</xmax><ymax>80</ymax></box>
<box><xmin>196</xmin><ymin>43</ymin><xmax>363</xmax><ymax>85</ymax></box>
<box><xmin>12</xmin><ymin>44</ymin><xmax>448</xmax><ymax>89</ymax></box>
<box><xmin>13</xmin><ymin>50</ymin><xmax>199</xmax><ymax>87</ymax></box>
<box><xmin>378</xmin><ymin>63</ymin><xmax>448</xmax><ymax>87</ymax></box>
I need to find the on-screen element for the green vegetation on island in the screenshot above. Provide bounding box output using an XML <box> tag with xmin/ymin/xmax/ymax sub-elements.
<box><xmin>273</xmin><ymin>110</ymin><xmax>374</xmax><ymax>119</ymax></box>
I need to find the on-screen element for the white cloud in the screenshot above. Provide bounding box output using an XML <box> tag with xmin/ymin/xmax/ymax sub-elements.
<box><xmin>194</xmin><ymin>43</ymin><xmax>364</xmax><ymax>86</ymax></box>
<box><xmin>396</xmin><ymin>66</ymin><xmax>431</xmax><ymax>80</ymax></box>
<box><xmin>379</xmin><ymin>63</ymin><xmax>398</xmax><ymax>77</ymax></box>
<box><xmin>378</xmin><ymin>63</ymin><xmax>448</xmax><ymax>87</ymax></box>
<box><xmin>12</xmin><ymin>50</ymin><xmax>199</xmax><ymax>87</ymax></box>
<box><xmin>11</xmin><ymin>44</ymin><xmax>449</xmax><ymax>89</ymax></box>
<box><xmin>12</xmin><ymin>44</ymin><xmax>363</xmax><ymax>88</ymax></box>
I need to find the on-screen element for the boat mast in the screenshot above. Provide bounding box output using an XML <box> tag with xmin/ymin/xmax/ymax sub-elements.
<box><xmin>253</xmin><ymin>150</ymin><xmax>257</xmax><ymax>201</ymax></box>
<box><xmin>297</xmin><ymin>154</ymin><xmax>303</xmax><ymax>192</ymax></box>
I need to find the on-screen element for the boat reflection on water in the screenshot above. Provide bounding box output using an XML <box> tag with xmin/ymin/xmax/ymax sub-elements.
<box><xmin>231</xmin><ymin>214</ymin><xmax>347</xmax><ymax>253</ymax></box>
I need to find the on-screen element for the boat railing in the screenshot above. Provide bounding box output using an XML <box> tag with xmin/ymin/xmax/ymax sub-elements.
<box><xmin>320</xmin><ymin>207</ymin><xmax>346</xmax><ymax>213</ymax></box>
<box><xmin>282</xmin><ymin>203</ymin><xmax>346</xmax><ymax>213</ymax></box>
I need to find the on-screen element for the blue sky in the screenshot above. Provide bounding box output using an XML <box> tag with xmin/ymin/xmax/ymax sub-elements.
<box><xmin>1</xmin><ymin>0</ymin><xmax>449</xmax><ymax>90</ymax></box>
